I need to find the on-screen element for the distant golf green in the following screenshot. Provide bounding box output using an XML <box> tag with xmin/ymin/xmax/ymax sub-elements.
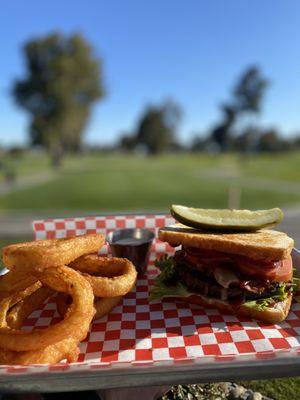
<box><xmin>0</xmin><ymin>152</ymin><xmax>300</xmax><ymax>211</ymax></box>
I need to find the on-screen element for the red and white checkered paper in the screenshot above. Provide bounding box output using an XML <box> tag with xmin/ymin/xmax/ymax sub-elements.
<box><xmin>1</xmin><ymin>214</ymin><xmax>300</xmax><ymax>375</ymax></box>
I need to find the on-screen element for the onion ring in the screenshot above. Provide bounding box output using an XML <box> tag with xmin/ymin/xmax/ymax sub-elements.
<box><xmin>56</xmin><ymin>292</ymin><xmax>122</xmax><ymax>321</ymax></box>
<box><xmin>0</xmin><ymin>265</ymin><xmax>95</xmax><ymax>352</ymax></box>
<box><xmin>0</xmin><ymin>338</ymin><xmax>79</xmax><ymax>365</ymax></box>
<box><xmin>0</xmin><ymin>269</ymin><xmax>39</xmax><ymax>300</ymax></box>
<box><xmin>2</xmin><ymin>233</ymin><xmax>105</xmax><ymax>271</ymax></box>
<box><xmin>69</xmin><ymin>255</ymin><xmax>137</xmax><ymax>297</ymax></box>
<box><xmin>0</xmin><ymin>285</ymin><xmax>79</xmax><ymax>364</ymax></box>
<box><xmin>0</xmin><ymin>282</ymin><xmax>42</xmax><ymax>326</ymax></box>
<box><xmin>0</xmin><ymin>298</ymin><xmax>12</xmax><ymax>328</ymax></box>
<box><xmin>6</xmin><ymin>286</ymin><xmax>53</xmax><ymax>329</ymax></box>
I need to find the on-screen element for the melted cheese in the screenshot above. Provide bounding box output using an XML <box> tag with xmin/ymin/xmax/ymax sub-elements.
<box><xmin>214</xmin><ymin>267</ymin><xmax>239</xmax><ymax>289</ymax></box>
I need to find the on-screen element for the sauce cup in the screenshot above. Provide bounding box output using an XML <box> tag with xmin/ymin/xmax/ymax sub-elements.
<box><xmin>107</xmin><ymin>228</ymin><xmax>155</xmax><ymax>276</ymax></box>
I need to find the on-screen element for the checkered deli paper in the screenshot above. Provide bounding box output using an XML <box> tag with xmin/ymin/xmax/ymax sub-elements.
<box><xmin>1</xmin><ymin>214</ymin><xmax>300</xmax><ymax>375</ymax></box>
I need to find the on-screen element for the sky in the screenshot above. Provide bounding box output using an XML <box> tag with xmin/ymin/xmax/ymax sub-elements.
<box><xmin>0</xmin><ymin>0</ymin><xmax>300</xmax><ymax>146</ymax></box>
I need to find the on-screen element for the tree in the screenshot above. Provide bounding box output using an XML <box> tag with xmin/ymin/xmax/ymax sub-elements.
<box><xmin>118</xmin><ymin>132</ymin><xmax>136</xmax><ymax>152</ymax></box>
<box><xmin>294</xmin><ymin>135</ymin><xmax>300</xmax><ymax>149</ymax></box>
<box><xmin>190</xmin><ymin>133</ymin><xmax>209</xmax><ymax>152</ymax></box>
<box><xmin>233</xmin><ymin>125</ymin><xmax>260</xmax><ymax>153</ymax></box>
<box><xmin>209</xmin><ymin>65</ymin><xmax>269</xmax><ymax>152</ymax></box>
<box><xmin>13</xmin><ymin>32</ymin><xmax>104</xmax><ymax>166</ymax></box>
<box><xmin>257</xmin><ymin>129</ymin><xmax>292</xmax><ymax>152</ymax></box>
<box><xmin>210</xmin><ymin>105</ymin><xmax>236</xmax><ymax>151</ymax></box>
<box><xmin>135</xmin><ymin>99</ymin><xmax>182</xmax><ymax>155</ymax></box>
<box><xmin>233</xmin><ymin>66</ymin><xmax>269</xmax><ymax>114</ymax></box>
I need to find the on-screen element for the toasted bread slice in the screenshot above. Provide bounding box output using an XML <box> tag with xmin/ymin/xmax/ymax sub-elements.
<box><xmin>158</xmin><ymin>224</ymin><xmax>294</xmax><ymax>261</ymax></box>
<box><xmin>171</xmin><ymin>293</ymin><xmax>292</xmax><ymax>324</ymax></box>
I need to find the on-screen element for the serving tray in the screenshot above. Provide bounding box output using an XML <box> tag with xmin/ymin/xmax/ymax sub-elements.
<box><xmin>0</xmin><ymin>214</ymin><xmax>300</xmax><ymax>393</ymax></box>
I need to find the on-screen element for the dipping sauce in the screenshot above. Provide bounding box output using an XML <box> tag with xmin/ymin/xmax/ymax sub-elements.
<box><xmin>113</xmin><ymin>238</ymin><xmax>147</xmax><ymax>246</ymax></box>
<box><xmin>107</xmin><ymin>229</ymin><xmax>155</xmax><ymax>276</ymax></box>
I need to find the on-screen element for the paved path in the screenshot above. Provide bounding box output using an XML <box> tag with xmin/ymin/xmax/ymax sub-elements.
<box><xmin>0</xmin><ymin>171</ymin><xmax>56</xmax><ymax>195</ymax></box>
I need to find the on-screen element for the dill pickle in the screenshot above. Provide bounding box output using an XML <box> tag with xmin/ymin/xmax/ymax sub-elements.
<box><xmin>170</xmin><ymin>205</ymin><xmax>283</xmax><ymax>232</ymax></box>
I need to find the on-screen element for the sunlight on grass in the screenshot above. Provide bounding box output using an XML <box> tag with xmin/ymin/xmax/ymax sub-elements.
<box><xmin>0</xmin><ymin>153</ymin><xmax>299</xmax><ymax>211</ymax></box>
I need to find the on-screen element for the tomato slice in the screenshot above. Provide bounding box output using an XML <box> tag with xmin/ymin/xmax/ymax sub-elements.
<box><xmin>183</xmin><ymin>247</ymin><xmax>293</xmax><ymax>282</ymax></box>
<box><xmin>184</xmin><ymin>247</ymin><xmax>231</xmax><ymax>265</ymax></box>
<box><xmin>185</xmin><ymin>247</ymin><xmax>228</xmax><ymax>258</ymax></box>
<box><xmin>236</xmin><ymin>256</ymin><xmax>292</xmax><ymax>282</ymax></box>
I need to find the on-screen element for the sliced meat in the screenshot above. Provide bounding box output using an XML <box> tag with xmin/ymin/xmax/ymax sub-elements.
<box><xmin>176</xmin><ymin>261</ymin><xmax>282</xmax><ymax>306</ymax></box>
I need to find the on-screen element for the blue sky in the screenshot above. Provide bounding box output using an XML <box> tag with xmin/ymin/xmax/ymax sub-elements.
<box><xmin>0</xmin><ymin>0</ymin><xmax>300</xmax><ymax>146</ymax></box>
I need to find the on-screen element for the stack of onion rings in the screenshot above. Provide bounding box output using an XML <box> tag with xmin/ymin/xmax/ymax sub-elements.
<box><xmin>0</xmin><ymin>232</ymin><xmax>138</xmax><ymax>365</ymax></box>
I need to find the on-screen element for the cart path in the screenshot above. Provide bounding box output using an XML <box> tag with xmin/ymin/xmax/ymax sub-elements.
<box><xmin>0</xmin><ymin>170</ymin><xmax>57</xmax><ymax>195</ymax></box>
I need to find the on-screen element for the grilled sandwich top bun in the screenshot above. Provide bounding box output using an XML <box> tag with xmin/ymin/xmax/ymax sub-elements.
<box><xmin>158</xmin><ymin>224</ymin><xmax>294</xmax><ymax>261</ymax></box>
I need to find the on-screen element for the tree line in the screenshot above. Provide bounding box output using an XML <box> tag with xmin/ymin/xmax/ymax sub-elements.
<box><xmin>12</xmin><ymin>32</ymin><xmax>300</xmax><ymax>165</ymax></box>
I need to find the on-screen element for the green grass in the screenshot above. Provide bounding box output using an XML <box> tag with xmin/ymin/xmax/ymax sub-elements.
<box><xmin>239</xmin><ymin>151</ymin><xmax>300</xmax><ymax>182</ymax></box>
<box><xmin>240</xmin><ymin>378</ymin><xmax>300</xmax><ymax>400</ymax></box>
<box><xmin>0</xmin><ymin>153</ymin><xmax>300</xmax><ymax>211</ymax></box>
<box><xmin>0</xmin><ymin>237</ymin><xmax>31</xmax><ymax>247</ymax></box>
<box><xmin>159</xmin><ymin>380</ymin><xmax>300</xmax><ymax>399</ymax></box>
<box><xmin>188</xmin><ymin>151</ymin><xmax>300</xmax><ymax>182</ymax></box>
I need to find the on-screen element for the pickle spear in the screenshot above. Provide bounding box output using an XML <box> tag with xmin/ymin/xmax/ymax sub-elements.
<box><xmin>170</xmin><ymin>205</ymin><xmax>283</xmax><ymax>232</ymax></box>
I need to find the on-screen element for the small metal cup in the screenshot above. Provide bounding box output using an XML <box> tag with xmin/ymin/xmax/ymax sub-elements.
<box><xmin>107</xmin><ymin>228</ymin><xmax>155</xmax><ymax>276</ymax></box>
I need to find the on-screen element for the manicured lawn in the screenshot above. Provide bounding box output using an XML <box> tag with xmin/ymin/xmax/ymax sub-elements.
<box><xmin>0</xmin><ymin>153</ymin><xmax>300</xmax><ymax>211</ymax></box>
<box><xmin>239</xmin><ymin>151</ymin><xmax>300</xmax><ymax>182</ymax></box>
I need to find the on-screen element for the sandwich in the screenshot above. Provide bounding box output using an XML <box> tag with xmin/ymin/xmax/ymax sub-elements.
<box><xmin>150</xmin><ymin>224</ymin><xmax>296</xmax><ymax>324</ymax></box>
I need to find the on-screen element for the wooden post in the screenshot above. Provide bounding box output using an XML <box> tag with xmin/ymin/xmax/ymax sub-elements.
<box><xmin>228</xmin><ymin>185</ymin><xmax>241</xmax><ymax>209</ymax></box>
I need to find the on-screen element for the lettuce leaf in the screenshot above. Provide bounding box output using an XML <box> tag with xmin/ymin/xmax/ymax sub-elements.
<box><xmin>244</xmin><ymin>282</ymin><xmax>291</xmax><ymax>311</ymax></box>
<box><xmin>150</xmin><ymin>255</ymin><xmax>192</xmax><ymax>301</ymax></box>
<box><xmin>244</xmin><ymin>298</ymin><xmax>276</xmax><ymax>311</ymax></box>
<box><xmin>149</xmin><ymin>280</ymin><xmax>192</xmax><ymax>301</ymax></box>
<box><xmin>154</xmin><ymin>255</ymin><xmax>177</xmax><ymax>281</ymax></box>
